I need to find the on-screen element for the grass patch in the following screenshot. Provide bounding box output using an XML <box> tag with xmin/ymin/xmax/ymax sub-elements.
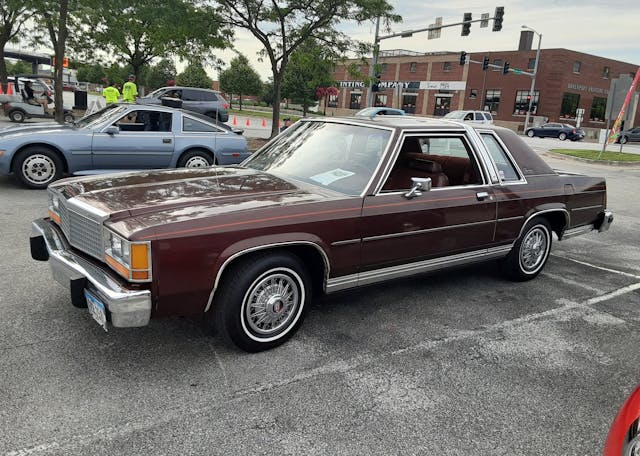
<box><xmin>550</xmin><ymin>149</ymin><xmax>640</xmax><ymax>162</ymax></box>
<box><xmin>228</xmin><ymin>108</ymin><xmax>302</xmax><ymax>121</ymax></box>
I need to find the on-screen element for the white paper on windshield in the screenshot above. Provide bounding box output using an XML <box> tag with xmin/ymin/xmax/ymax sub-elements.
<box><xmin>310</xmin><ymin>168</ymin><xmax>355</xmax><ymax>185</ymax></box>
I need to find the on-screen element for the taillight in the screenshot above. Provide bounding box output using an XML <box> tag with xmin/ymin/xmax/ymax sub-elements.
<box><xmin>572</xmin><ymin>129</ymin><xmax>576</xmax><ymax>133</ymax></box>
<box><xmin>223</xmin><ymin>103</ymin><xmax>228</xmax><ymax>109</ymax></box>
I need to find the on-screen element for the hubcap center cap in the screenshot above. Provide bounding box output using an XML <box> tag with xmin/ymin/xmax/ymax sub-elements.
<box><xmin>267</xmin><ymin>295</ymin><xmax>284</xmax><ymax>314</ymax></box>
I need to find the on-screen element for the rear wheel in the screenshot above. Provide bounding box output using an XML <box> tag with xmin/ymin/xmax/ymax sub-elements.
<box><xmin>177</xmin><ymin>149</ymin><xmax>214</xmax><ymax>168</ymax></box>
<box><xmin>527</xmin><ymin>130</ymin><xmax>535</xmax><ymax>137</ymax></box>
<box><xmin>620</xmin><ymin>136</ymin><xmax>628</xmax><ymax>144</ymax></box>
<box><xmin>503</xmin><ymin>218</ymin><xmax>552</xmax><ymax>281</ymax></box>
<box><xmin>558</xmin><ymin>132</ymin><xmax>567</xmax><ymax>141</ymax></box>
<box><xmin>211</xmin><ymin>251</ymin><xmax>311</xmax><ymax>352</ymax></box>
<box><xmin>9</xmin><ymin>110</ymin><xmax>26</xmax><ymax>123</ymax></box>
<box><xmin>13</xmin><ymin>147</ymin><xmax>63</xmax><ymax>189</ymax></box>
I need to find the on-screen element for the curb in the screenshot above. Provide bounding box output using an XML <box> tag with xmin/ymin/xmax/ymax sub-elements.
<box><xmin>543</xmin><ymin>151</ymin><xmax>640</xmax><ymax>167</ymax></box>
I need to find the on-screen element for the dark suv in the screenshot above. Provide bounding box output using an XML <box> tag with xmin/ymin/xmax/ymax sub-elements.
<box><xmin>138</xmin><ymin>86</ymin><xmax>229</xmax><ymax>122</ymax></box>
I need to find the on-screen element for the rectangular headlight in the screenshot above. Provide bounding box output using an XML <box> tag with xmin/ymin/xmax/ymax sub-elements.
<box><xmin>103</xmin><ymin>229</ymin><xmax>151</xmax><ymax>282</ymax></box>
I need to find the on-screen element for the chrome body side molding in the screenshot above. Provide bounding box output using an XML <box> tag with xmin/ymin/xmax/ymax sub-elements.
<box><xmin>326</xmin><ymin>245</ymin><xmax>512</xmax><ymax>293</ymax></box>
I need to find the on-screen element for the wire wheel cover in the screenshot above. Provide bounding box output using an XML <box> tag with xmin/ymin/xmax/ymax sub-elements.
<box><xmin>519</xmin><ymin>226</ymin><xmax>548</xmax><ymax>272</ymax></box>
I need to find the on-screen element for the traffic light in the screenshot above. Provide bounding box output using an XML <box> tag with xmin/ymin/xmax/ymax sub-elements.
<box><xmin>482</xmin><ymin>56</ymin><xmax>490</xmax><ymax>70</ymax></box>
<box><xmin>461</xmin><ymin>12</ymin><xmax>472</xmax><ymax>36</ymax></box>
<box><xmin>493</xmin><ymin>6</ymin><xmax>504</xmax><ymax>32</ymax></box>
<box><xmin>503</xmin><ymin>61</ymin><xmax>510</xmax><ymax>74</ymax></box>
<box><xmin>459</xmin><ymin>51</ymin><xmax>467</xmax><ymax>65</ymax></box>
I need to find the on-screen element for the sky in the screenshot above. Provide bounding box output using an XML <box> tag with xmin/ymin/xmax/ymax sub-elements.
<box><xmin>213</xmin><ymin>0</ymin><xmax>640</xmax><ymax>81</ymax></box>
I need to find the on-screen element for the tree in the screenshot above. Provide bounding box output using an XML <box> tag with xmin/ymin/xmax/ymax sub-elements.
<box><xmin>6</xmin><ymin>59</ymin><xmax>31</xmax><ymax>76</ymax></box>
<box><xmin>218</xmin><ymin>54</ymin><xmax>262</xmax><ymax>110</ymax></box>
<box><xmin>282</xmin><ymin>39</ymin><xmax>336</xmax><ymax>116</ymax></box>
<box><xmin>316</xmin><ymin>86</ymin><xmax>339</xmax><ymax>115</ymax></box>
<box><xmin>34</xmin><ymin>0</ymin><xmax>72</xmax><ymax>123</ymax></box>
<box><xmin>143</xmin><ymin>59</ymin><xmax>176</xmax><ymax>90</ymax></box>
<box><xmin>0</xmin><ymin>1</ymin><xmax>36</xmax><ymax>90</ymax></box>
<box><xmin>75</xmin><ymin>0</ymin><xmax>230</xmax><ymax>82</ymax></box>
<box><xmin>176</xmin><ymin>62</ymin><xmax>212</xmax><ymax>88</ymax></box>
<box><xmin>206</xmin><ymin>0</ymin><xmax>400</xmax><ymax>137</ymax></box>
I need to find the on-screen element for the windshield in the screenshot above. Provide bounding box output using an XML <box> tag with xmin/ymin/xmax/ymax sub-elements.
<box><xmin>444</xmin><ymin>111</ymin><xmax>465</xmax><ymax>120</ymax></box>
<box><xmin>74</xmin><ymin>105</ymin><xmax>129</xmax><ymax>129</ymax></box>
<box><xmin>145</xmin><ymin>88</ymin><xmax>166</xmax><ymax>98</ymax></box>
<box><xmin>243</xmin><ymin>121</ymin><xmax>392</xmax><ymax>196</ymax></box>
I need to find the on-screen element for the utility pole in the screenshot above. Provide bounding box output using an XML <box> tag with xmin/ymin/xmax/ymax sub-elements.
<box><xmin>523</xmin><ymin>25</ymin><xmax>542</xmax><ymax>133</ymax></box>
<box><xmin>366</xmin><ymin>17</ymin><xmax>381</xmax><ymax>108</ymax></box>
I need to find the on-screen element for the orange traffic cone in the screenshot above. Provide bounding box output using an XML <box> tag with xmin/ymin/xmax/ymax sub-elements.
<box><xmin>6</xmin><ymin>82</ymin><xmax>13</xmax><ymax>95</ymax></box>
<box><xmin>232</xmin><ymin>115</ymin><xmax>237</xmax><ymax>125</ymax></box>
<box><xmin>0</xmin><ymin>84</ymin><xmax>4</xmax><ymax>95</ymax></box>
<box><xmin>245</xmin><ymin>118</ymin><xmax>251</xmax><ymax>126</ymax></box>
<box><xmin>261</xmin><ymin>118</ymin><xmax>267</xmax><ymax>128</ymax></box>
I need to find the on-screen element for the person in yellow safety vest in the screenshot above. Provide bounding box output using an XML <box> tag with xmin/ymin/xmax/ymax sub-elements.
<box><xmin>122</xmin><ymin>74</ymin><xmax>138</xmax><ymax>103</ymax></box>
<box><xmin>102</xmin><ymin>82</ymin><xmax>120</xmax><ymax>104</ymax></box>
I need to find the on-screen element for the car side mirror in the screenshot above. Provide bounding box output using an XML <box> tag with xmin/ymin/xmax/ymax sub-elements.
<box><xmin>404</xmin><ymin>177</ymin><xmax>432</xmax><ymax>199</ymax></box>
<box><xmin>105</xmin><ymin>126</ymin><xmax>119</xmax><ymax>135</ymax></box>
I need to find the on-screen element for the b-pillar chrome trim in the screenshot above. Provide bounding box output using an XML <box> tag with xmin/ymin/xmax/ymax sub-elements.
<box><xmin>326</xmin><ymin>245</ymin><xmax>513</xmax><ymax>293</ymax></box>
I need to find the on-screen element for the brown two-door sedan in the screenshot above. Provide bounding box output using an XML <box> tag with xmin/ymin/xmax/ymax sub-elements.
<box><xmin>30</xmin><ymin>116</ymin><xmax>613</xmax><ymax>352</ymax></box>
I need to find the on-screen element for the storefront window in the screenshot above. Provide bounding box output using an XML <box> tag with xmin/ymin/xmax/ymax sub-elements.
<box><xmin>560</xmin><ymin>93</ymin><xmax>580</xmax><ymax>118</ymax></box>
<box><xmin>374</xmin><ymin>94</ymin><xmax>388</xmax><ymax>107</ymax></box>
<box><xmin>590</xmin><ymin>97</ymin><xmax>606</xmax><ymax>122</ymax></box>
<box><xmin>328</xmin><ymin>94</ymin><xmax>338</xmax><ymax>108</ymax></box>
<box><xmin>433</xmin><ymin>93</ymin><xmax>452</xmax><ymax>116</ymax></box>
<box><xmin>484</xmin><ymin>89</ymin><xmax>501</xmax><ymax>114</ymax></box>
<box><xmin>349</xmin><ymin>93</ymin><xmax>362</xmax><ymax>109</ymax></box>
<box><xmin>513</xmin><ymin>90</ymin><xmax>539</xmax><ymax>115</ymax></box>
<box><xmin>410</xmin><ymin>62</ymin><xmax>417</xmax><ymax>73</ymax></box>
<box><xmin>402</xmin><ymin>94</ymin><xmax>417</xmax><ymax>113</ymax></box>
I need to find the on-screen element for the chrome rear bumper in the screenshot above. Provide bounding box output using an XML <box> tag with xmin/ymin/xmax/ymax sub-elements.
<box><xmin>31</xmin><ymin>218</ymin><xmax>151</xmax><ymax>328</ymax></box>
<box><xmin>597</xmin><ymin>210</ymin><xmax>614</xmax><ymax>232</ymax></box>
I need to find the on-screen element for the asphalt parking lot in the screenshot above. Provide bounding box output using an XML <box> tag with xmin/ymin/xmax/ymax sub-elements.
<box><xmin>1</xmin><ymin>147</ymin><xmax>639</xmax><ymax>455</ymax></box>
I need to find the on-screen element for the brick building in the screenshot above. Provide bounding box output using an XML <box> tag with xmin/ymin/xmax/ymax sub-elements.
<box><xmin>330</xmin><ymin>33</ymin><xmax>639</xmax><ymax>134</ymax></box>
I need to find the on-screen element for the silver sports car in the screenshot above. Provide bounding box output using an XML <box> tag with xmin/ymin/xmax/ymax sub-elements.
<box><xmin>0</xmin><ymin>103</ymin><xmax>250</xmax><ymax>188</ymax></box>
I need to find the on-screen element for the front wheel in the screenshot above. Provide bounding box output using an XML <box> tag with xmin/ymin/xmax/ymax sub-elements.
<box><xmin>503</xmin><ymin>218</ymin><xmax>552</xmax><ymax>281</ymax></box>
<box><xmin>177</xmin><ymin>150</ymin><xmax>214</xmax><ymax>168</ymax></box>
<box><xmin>526</xmin><ymin>130</ymin><xmax>535</xmax><ymax>138</ymax></box>
<box><xmin>13</xmin><ymin>147</ymin><xmax>63</xmax><ymax>189</ymax></box>
<box><xmin>558</xmin><ymin>132</ymin><xmax>567</xmax><ymax>141</ymax></box>
<box><xmin>9</xmin><ymin>110</ymin><xmax>26</xmax><ymax>123</ymax></box>
<box><xmin>211</xmin><ymin>252</ymin><xmax>311</xmax><ymax>352</ymax></box>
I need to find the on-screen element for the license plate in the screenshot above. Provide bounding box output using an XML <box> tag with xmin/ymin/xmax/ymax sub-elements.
<box><xmin>85</xmin><ymin>290</ymin><xmax>108</xmax><ymax>332</ymax></box>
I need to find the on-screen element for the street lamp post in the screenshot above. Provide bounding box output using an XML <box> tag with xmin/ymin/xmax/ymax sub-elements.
<box><xmin>523</xmin><ymin>25</ymin><xmax>542</xmax><ymax>133</ymax></box>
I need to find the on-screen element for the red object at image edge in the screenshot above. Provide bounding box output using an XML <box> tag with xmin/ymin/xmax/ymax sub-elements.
<box><xmin>604</xmin><ymin>386</ymin><xmax>640</xmax><ymax>455</ymax></box>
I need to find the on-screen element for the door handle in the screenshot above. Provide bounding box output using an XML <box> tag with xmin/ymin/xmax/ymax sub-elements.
<box><xmin>476</xmin><ymin>191</ymin><xmax>490</xmax><ymax>201</ymax></box>
<box><xmin>162</xmin><ymin>138</ymin><xmax>171</xmax><ymax>144</ymax></box>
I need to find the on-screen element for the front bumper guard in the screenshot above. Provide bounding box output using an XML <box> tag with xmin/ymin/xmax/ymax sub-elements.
<box><xmin>31</xmin><ymin>218</ymin><xmax>151</xmax><ymax>328</ymax></box>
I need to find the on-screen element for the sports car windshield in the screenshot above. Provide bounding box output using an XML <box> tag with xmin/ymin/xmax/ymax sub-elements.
<box><xmin>244</xmin><ymin>121</ymin><xmax>392</xmax><ymax>196</ymax></box>
<box><xmin>74</xmin><ymin>105</ymin><xmax>129</xmax><ymax>129</ymax></box>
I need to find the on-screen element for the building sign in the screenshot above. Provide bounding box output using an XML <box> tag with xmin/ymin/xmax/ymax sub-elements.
<box><xmin>567</xmin><ymin>83</ymin><xmax>609</xmax><ymax>95</ymax></box>
<box><xmin>419</xmin><ymin>81</ymin><xmax>466</xmax><ymax>91</ymax></box>
<box><xmin>339</xmin><ymin>80</ymin><xmax>466</xmax><ymax>91</ymax></box>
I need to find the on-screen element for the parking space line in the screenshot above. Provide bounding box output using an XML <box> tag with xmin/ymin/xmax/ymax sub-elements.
<box><xmin>541</xmin><ymin>272</ymin><xmax>607</xmax><ymax>295</ymax></box>
<box><xmin>552</xmin><ymin>254</ymin><xmax>640</xmax><ymax>280</ymax></box>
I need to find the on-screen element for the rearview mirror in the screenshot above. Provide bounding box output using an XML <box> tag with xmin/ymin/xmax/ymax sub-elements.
<box><xmin>105</xmin><ymin>126</ymin><xmax>119</xmax><ymax>135</ymax></box>
<box><xmin>404</xmin><ymin>177</ymin><xmax>432</xmax><ymax>199</ymax></box>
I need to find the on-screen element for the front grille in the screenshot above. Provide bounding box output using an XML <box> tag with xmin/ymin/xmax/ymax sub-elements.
<box><xmin>58</xmin><ymin>201</ymin><xmax>104</xmax><ymax>260</ymax></box>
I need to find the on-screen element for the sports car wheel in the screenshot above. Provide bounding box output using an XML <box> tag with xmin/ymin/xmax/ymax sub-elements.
<box><xmin>503</xmin><ymin>218</ymin><xmax>552</xmax><ymax>281</ymax></box>
<box><xmin>558</xmin><ymin>132</ymin><xmax>567</xmax><ymax>141</ymax></box>
<box><xmin>527</xmin><ymin>130</ymin><xmax>535</xmax><ymax>137</ymax></box>
<box><xmin>13</xmin><ymin>147</ymin><xmax>63</xmax><ymax>189</ymax></box>
<box><xmin>9</xmin><ymin>110</ymin><xmax>26</xmax><ymax>123</ymax></box>
<box><xmin>178</xmin><ymin>150</ymin><xmax>214</xmax><ymax>168</ymax></box>
<box><xmin>212</xmin><ymin>251</ymin><xmax>311</xmax><ymax>352</ymax></box>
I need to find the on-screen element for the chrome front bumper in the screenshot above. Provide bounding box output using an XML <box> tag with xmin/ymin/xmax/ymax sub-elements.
<box><xmin>31</xmin><ymin>218</ymin><xmax>152</xmax><ymax>328</ymax></box>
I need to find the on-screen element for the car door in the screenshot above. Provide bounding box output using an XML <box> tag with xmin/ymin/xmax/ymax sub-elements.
<box><xmin>359</xmin><ymin>132</ymin><xmax>498</xmax><ymax>276</ymax></box>
<box><xmin>91</xmin><ymin>108</ymin><xmax>175</xmax><ymax>169</ymax></box>
<box><xmin>630</xmin><ymin>128</ymin><xmax>640</xmax><ymax>142</ymax></box>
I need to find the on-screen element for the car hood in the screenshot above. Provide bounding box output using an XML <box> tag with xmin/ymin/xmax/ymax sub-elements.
<box><xmin>50</xmin><ymin>167</ymin><xmax>338</xmax><ymax>238</ymax></box>
<box><xmin>0</xmin><ymin>123</ymin><xmax>75</xmax><ymax>138</ymax></box>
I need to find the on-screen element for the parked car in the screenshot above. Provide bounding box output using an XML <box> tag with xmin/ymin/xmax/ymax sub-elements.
<box><xmin>355</xmin><ymin>107</ymin><xmax>406</xmax><ymax>117</ymax></box>
<box><xmin>525</xmin><ymin>123</ymin><xmax>585</xmax><ymax>141</ymax></box>
<box><xmin>137</xmin><ymin>86</ymin><xmax>229</xmax><ymax>122</ymax></box>
<box><xmin>603</xmin><ymin>386</ymin><xmax>640</xmax><ymax>456</ymax></box>
<box><xmin>616</xmin><ymin>126</ymin><xmax>640</xmax><ymax>144</ymax></box>
<box><xmin>0</xmin><ymin>103</ymin><xmax>249</xmax><ymax>189</ymax></box>
<box><xmin>30</xmin><ymin>116</ymin><xmax>613</xmax><ymax>352</ymax></box>
<box><xmin>444</xmin><ymin>110</ymin><xmax>494</xmax><ymax>124</ymax></box>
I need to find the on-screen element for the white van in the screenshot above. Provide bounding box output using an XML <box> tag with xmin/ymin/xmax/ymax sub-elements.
<box><xmin>444</xmin><ymin>110</ymin><xmax>493</xmax><ymax>124</ymax></box>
